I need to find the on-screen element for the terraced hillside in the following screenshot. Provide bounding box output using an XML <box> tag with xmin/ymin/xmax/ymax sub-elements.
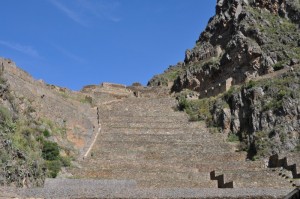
<box><xmin>34</xmin><ymin>95</ymin><xmax>290</xmax><ymax>197</ymax></box>
<box><xmin>1</xmin><ymin>88</ymin><xmax>296</xmax><ymax>198</ymax></box>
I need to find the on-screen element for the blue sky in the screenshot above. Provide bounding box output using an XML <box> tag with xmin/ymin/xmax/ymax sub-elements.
<box><xmin>0</xmin><ymin>0</ymin><xmax>215</xmax><ymax>90</ymax></box>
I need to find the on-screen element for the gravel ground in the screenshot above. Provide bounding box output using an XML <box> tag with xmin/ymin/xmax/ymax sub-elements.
<box><xmin>1</xmin><ymin>179</ymin><xmax>292</xmax><ymax>199</ymax></box>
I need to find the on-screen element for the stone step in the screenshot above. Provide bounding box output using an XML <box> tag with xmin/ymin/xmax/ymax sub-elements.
<box><xmin>100</xmin><ymin>99</ymin><xmax>178</xmax><ymax>115</ymax></box>
<box><xmin>92</xmin><ymin>141</ymin><xmax>234</xmax><ymax>153</ymax></box>
<box><xmin>136</xmin><ymin>178</ymin><xmax>217</xmax><ymax>188</ymax></box>
<box><xmin>100</xmin><ymin>110</ymin><xmax>183</xmax><ymax>117</ymax></box>
<box><xmin>87</xmin><ymin>152</ymin><xmax>246</xmax><ymax>164</ymax></box>
<box><xmin>215</xmin><ymin>169</ymin><xmax>294</xmax><ymax>188</ymax></box>
<box><xmin>100</xmin><ymin>126</ymin><xmax>209</xmax><ymax>135</ymax></box>
<box><xmin>97</xmin><ymin>132</ymin><xmax>224</xmax><ymax>143</ymax></box>
<box><xmin>197</xmin><ymin>161</ymin><xmax>264</xmax><ymax>172</ymax></box>
<box><xmin>103</xmin><ymin>100</ymin><xmax>177</xmax><ymax>109</ymax></box>
<box><xmin>286</xmin><ymin>153</ymin><xmax>300</xmax><ymax>173</ymax></box>
<box><xmin>102</xmin><ymin>121</ymin><xmax>204</xmax><ymax>129</ymax></box>
<box><xmin>76</xmin><ymin>158</ymin><xmax>260</xmax><ymax>174</ymax></box>
<box><xmin>81</xmin><ymin>161</ymin><xmax>200</xmax><ymax>173</ymax></box>
<box><xmin>112</xmin><ymin>97</ymin><xmax>176</xmax><ymax>105</ymax></box>
<box><xmin>72</xmin><ymin>169</ymin><xmax>213</xmax><ymax>186</ymax></box>
<box><xmin>100</xmin><ymin>115</ymin><xmax>189</xmax><ymax>123</ymax></box>
<box><xmin>44</xmin><ymin>178</ymin><xmax>137</xmax><ymax>189</ymax></box>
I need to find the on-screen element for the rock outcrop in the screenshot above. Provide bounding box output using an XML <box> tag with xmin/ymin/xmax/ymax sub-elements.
<box><xmin>211</xmin><ymin>65</ymin><xmax>300</xmax><ymax>158</ymax></box>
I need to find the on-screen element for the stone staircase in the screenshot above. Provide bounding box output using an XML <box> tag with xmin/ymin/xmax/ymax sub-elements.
<box><xmin>67</xmin><ymin>96</ymin><xmax>294</xmax><ymax>191</ymax></box>
<box><xmin>269</xmin><ymin>153</ymin><xmax>300</xmax><ymax>188</ymax></box>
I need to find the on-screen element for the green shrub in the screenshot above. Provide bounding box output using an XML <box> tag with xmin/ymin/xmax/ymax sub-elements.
<box><xmin>208</xmin><ymin>127</ymin><xmax>221</xmax><ymax>134</ymax></box>
<box><xmin>253</xmin><ymin>131</ymin><xmax>271</xmax><ymax>158</ymax></box>
<box><xmin>0</xmin><ymin>106</ymin><xmax>12</xmax><ymax>123</ymax></box>
<box><xmin>177</xmin><ymin>96</ymin><xmax>188</xmax><ymax>111</ymax></box>
<box><xmin>42</xmin><ymin>141</ymin><xmax>60</xmax><ymax>161</ymax></box>
<box><xmin>223</xmin><ymin>86</ymin><xmax>239</xmax><ymax>101</ymax></box>
<box><xmin>46</xmin><ymin>160</ymin><xmax>62</xmax><ymax>178</ymax></box>
<box><xmin>0</xmin><ymin>76</ymin><xmax>7</xmax><ymax>84</ymax></box>
<box><xmin>263</xmin><ymin>99</ymin><xmax>282</xmax><ymax>111</ymax></box>
<box><xmin>60</xmin><ymin>156</ymin><xmax>71</xmax><ymax>167</ymax></box>
<box><xmin>177</xmin><ymin>97</ymin><xmax>214</xmax><ymax>122</ymax></box>
<box><xmin>227</xmin><ymin>134</ymin><xmax>240</xmax><ymax>142</ymax></box>
<box><xmin>80</xmin><ymin>96</ymin><xmax>93</xmax><ymax>104</ymax></box>
<box><xmin>43</xmin><ymin>129</ymin><xmax>51</xmax><ymax>138</ymax></box>
<box><xmin>279</xmin><ymin>133</ymin><xmax>287</xmax><ymax>143</ymax></box>
<box><xmin>273</xmin><ymin>62</ymin><xmax>285</xmax><ymax>71</ymax></box>
<box><xmin>246</xmin><ymin>80</ymin><xmax>256</xmax><ymax>89</ymax></box>
<box><xmin>277</xmin><ymin>89</ymin><xmax>291</xmax><ymax>100</ymax></box>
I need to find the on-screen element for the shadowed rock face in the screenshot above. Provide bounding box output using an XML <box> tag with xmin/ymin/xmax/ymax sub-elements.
<box><xmin>148</xmin><ymin>0</ymin><xmax>300</xmax><ymax>98</ymax></box>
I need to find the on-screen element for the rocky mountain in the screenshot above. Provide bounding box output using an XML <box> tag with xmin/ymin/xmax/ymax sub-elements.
<box><xmin>149</xmin><ymin>0</ymin><xmax>300</xmax><ymax>96</ymax></box>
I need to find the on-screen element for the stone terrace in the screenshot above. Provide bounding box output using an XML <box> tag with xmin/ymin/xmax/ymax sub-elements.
<box><xmin>56</xmin><ymin>96</ymin><xmax>294</xmax><ymax>197</ymax></box>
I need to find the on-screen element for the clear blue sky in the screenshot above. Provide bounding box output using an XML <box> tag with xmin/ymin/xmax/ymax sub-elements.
<box><xmin>0</xmin><ymin>0</ymin><xmax>215</xmax><ymax>90</ymax></box>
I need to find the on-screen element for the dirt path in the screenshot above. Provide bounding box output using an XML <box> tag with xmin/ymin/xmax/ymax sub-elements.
<box><xmin>252</xmin><ymin>64</ymin><xmax>299</xmax><ymax>82</ymax></box>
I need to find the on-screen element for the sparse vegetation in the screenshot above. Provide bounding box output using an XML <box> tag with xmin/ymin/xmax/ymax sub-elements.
<box><xmin>223</xmin><ymin>86</ymin><xmax>240</xmax><ymax>101</ymax></box>
<box><xmin>45</xmin><ymin>160</ymin><xmax>62</xmax><ymax>178</ymax></box>
<box><xmin>295</xmin><ymin>143</ymin><xmax>300</xmax><ymax>152</ymax></box>
<box><xmin>43</xmin><ymin>129</ymin><xmax>51</xmax><ymax>138</ymax></box>
<box><xmin>42</xmin><ymin>141</ymin><xmax>60</xmax><ymax>161</ymax></box>
<box><xmin>245</xmin><ymin>80</ymin><xmax>256</xmax><ymax>89</ymax></box>
<box><xmin>0</xmin><ymin>101</ymin><xmax>71</xmax><ymax>186</ymax></box>
<box><xmin>253</xmin><ymin>131</ymin><xmax>271</xmax><ymax>158</ymax></box>
<box><xmin>148</xmin><ymin>64</ymin><xmax>185</xmax><ymax>87</ymax></box>
<box><xmin>227</xmin><ymin>134</ymin><xmax>240</xmax><ymax>142</ymax></box>
<box><xmin>80</xmin><ymin>95</ymin><xmax>93</xmax><ymax>104</ymax></box>
<box><xmin>177</xmin><ymin>96</ymin><xmax>215</xmax><ymax>123</ymax></box>
<box><xmin>273</xmin><ymin>61</ymin><xmax>285</xmax><ymax>71</ymax></box>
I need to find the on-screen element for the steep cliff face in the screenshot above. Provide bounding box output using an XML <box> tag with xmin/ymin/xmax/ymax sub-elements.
<box><xmin>149</xmin><ymin>0</ymin><xmax>300</xmax><ymax>98</ymax></box>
